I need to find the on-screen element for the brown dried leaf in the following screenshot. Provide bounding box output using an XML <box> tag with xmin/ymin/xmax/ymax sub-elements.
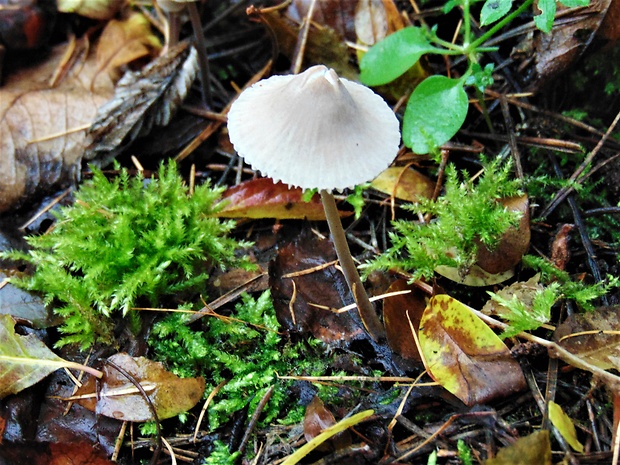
<box><xmin>86</xmin><ymin>41</ymin><xmax>198</xmax><ymax>166</ymax></box>
<box><xmin>382</xmin><ymin>279</ymin><xmax>426</xmax><ymax>363</ymax></box>
<box><xmin>371</xmin><ymin>166</ymin><xmax>435</xmax><ymax>203</ymax></box>
<box><xmin>481</xmin><ymin>274</ymin><xmax>544</xmax><ymax>318</ymax></box>
<box><xmin>419</xmin><ymin>295</ymin><xmax>526</xmax><ymax>405</ymax></box>
<box><xmin>476</xmin><ymin>195</ymin><xmax>530</xmax><ymax>274</ymax></box>
<box><xmin>0</xmin><ymin>44</ymin><xmax>114</xmax><ymax>213</ymax></box>
<box><xmin>75</xmin><ymin>353</ymin><xmax>205</xmax><ymax>421</ymax></box>
<box><xmin>550</xmin><ymin>224</ymin><xmax>574</xmax><ymax>270</ymax></box>
<box><xmin>303</xmin><ymin>396</ymin><xmax>351</xmax><ymax>451</ymax></box>
<box><xmin>94</xmin><ymin>13</ymin><xmax>161</xmax><ymax>84</ymax></box>
<box><xmin>287</xmin><ymin>0</ymin><xmax>357</xmax><ymax>40</ymax></box>
<box><xmin>483</xmin><ymin>430</ymin><xmax>552</xmax><ymax>465</ymax></box>
<box><xmin>269</xmin><ymin>232</ymin><xmax>366</xmax><ymax>344</ymax></box>
<box><xmin>216</xmin><ymin>178</ymin><xmax>335</xmax><ymax>220</ymax></box>
<box><xmin>554</xmin><ymin>306</ymin><xmax>620</xmax><ymax>371</ymax></box>
<box><xmin>355</xmin><ymin>0</ymin><xmax>388</xmax><ymax>45</ymax></box>
<box><xmin>0</xmin><ymin>441</ymin><xmax>114</xmax><ymax>465</ymax></box>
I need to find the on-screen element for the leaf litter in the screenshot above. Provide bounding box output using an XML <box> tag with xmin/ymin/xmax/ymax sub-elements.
<box><xmin>1</xmin><ymin>0</ymin><xmax>620</xmax><ymax>462</ymax></box>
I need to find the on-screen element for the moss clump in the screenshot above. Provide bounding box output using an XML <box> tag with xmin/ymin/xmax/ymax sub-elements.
<box><xmin>367</xmin><ymin>158</ymin><xmax>522</xmax><ymax>280</ymax></box>
<box><xmin>3</xmin><ymin>161</ymin><xmax>250</xmax><ymax>348</ymax></box>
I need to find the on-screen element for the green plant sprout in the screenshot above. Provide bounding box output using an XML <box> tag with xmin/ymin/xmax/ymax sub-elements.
<box><xmin>359</xmin><ymin>0</ymin><xmax>589</xmax><ymax>154</ymax></box>
<box><xmin>366</xmin><ymin>158</ymin><xmax>522</xmax><ymax>280</ymax></box>
<box><xmin>2</xmin><ymin>161</ymin><xmax>251</xmax><ymax>349</ymax></box>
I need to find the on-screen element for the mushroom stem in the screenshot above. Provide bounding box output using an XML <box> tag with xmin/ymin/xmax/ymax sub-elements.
<box><xmin>320</xmin><ymin>190</ymin><xmax>386</xmax><ymax>341</ymax></box>
<box><xmin>187</xmin><ymin>1</ymin><xmax>213</xmax><ymax>108</ymax></box>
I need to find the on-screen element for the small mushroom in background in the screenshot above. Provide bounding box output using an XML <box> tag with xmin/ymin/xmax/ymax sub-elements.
<box><xmin>227</xmin><ymin>64</ymin><xmax>401</xmax><ymax>341</ymax></box>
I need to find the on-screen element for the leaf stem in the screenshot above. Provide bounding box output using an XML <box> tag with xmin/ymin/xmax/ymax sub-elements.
<box><xmin>320</xmin><ymin>190</ymin><xmax>385</xmax><ymax>341</ymax></box>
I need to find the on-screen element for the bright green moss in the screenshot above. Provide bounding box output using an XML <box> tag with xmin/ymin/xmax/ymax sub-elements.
<box><xmin>3</xmin><ymin>161</ymin><xmax>251</xmax><ymax>348</ymax></box>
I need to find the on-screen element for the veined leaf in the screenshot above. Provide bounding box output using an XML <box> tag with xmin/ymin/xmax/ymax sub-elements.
<box><xmin>480</xmin><ymin>0</ymin><xmax>513</xmax><ymax>26</ymax></box>
<box><xmin>360</xmin><ymin>27</ymin><xmax>442</xmax><ymax>86</ymax></box>
<box><xmin>402</xmin><ymin>76</ymin><xmax>468</xmax><ymax>154</ymax></box>
<box><xmin>0</xmin><ymin>314</ymin><xmax>101</xmax><ymax>399</ymax></box>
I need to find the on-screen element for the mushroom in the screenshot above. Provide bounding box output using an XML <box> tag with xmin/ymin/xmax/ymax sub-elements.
<box><xmin>227</xmin><ymin>64</ymin><xmax>400</xmax><ymax>341</ymax></box>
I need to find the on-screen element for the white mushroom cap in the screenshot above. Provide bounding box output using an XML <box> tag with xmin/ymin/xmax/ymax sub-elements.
<box><xmin>227</xmin><ymin>65</ymin><xmax>401</xmax><ymax>191</ymax></box>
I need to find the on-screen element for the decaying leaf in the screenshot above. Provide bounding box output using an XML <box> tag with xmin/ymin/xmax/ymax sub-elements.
<box><xmin>216</xmin><ymin>178</ymin><xmax>332</xmax><ymax>220</ymax></box>
<box><xmin>550</xmin><ymin>224</ymin><xmax>574</xmax><ymax>270</ymax></box>
<box><xmin>382</xmin><ymin>279</ymin><xmax>425</xmax><ymax>363</ymax></box>
<box><xmin>475</xmin><ymin>195</ymin><xmax>530</xmax><ymax>275</ymax></box>
<box><xmin>354</xmin><ymin>0</ymin><xmax>388</xmax><ymax>46</ymax></box>
<box><xmin>0</xmin><ymin>271</ymin><xmax>56</xmax><ymax>328</ymax></box>
<box><xmin>0</xmin><ymin>314</ymin><xmax>100</xmax><ymax>398</ymax></box>
<box><xmin>482</xmin><ymin>275</ymin><xmax>544</xmax><ymax>318</ymax></box>
<box><xmin>287</xmin><ymin>0</ymin><xmax>357</xmax><ymax>40</ymax></box>
<box><xmin>86</xmin><ymin>41</ymin><xmax>198</xmax><ymax>166</ymax></box>
<box><xmin>75</xmin><ymin>353</ymin><xmax>205</xmax><ymax>421</ymax></box>
<box><xmin>269</xmin><ymin>232</ymin><xmax>366</xmax><ymax>344</ymax></box>
<box><xmin>483</xmin><ymin>430</ymin><xmax>552</xmax><ymax>465</ymax></box>
<box><xmin>371</xmin><ymin>166</ymin><xmax>435</xmax><ymax>203</ymax></box>
<box><xmin>419</xmin><ymin>295</ymin><xmax>526</xmax><ymax>405</ymax></box>
<box><xmin>94</xmin><ymin>13</ymin><xmax>162</xmax><ymax>84</ymax></box>
<box><xmin>435</xmin><ymin>263</ymin><xmax>515</xmax><ymax>287</ymax></box>
<box><xmin>0</xmin><ymin>44</ymin><xmax>114</xmax><ymax>213</ymax></box>
<box><xmin>548</xmin><ymin>400</ymin><xmax>584</xmax><ymax>452</ymax></box>
<box><xmin>554</xmin><ymin>306</ymin><xmax>620</xmax><ymax>371</ymax></box>
<box><xmin>0</xmin><ymin>441</ymin><xmax>115</xmax><ymax>465</ymax></box>
<box><xmin>303</xmin><ymin>396</ymin><xmax>351</xmax><ymax>451</ymax></box>
<box><xmin>57</xmin><ymin>0</ymin><xmax>123</xmax><ymax>19</ymax></box>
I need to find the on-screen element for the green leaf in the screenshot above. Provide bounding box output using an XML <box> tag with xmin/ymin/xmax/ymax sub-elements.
<box><xmin>480</xmin><ymin>0</ymin><xmax>513</xmax><ymax>25</ymax></box>
<box><xmin>558</xmin><ymin>0</ymin><xmax>589</xmax><ymax>6</ymax></box>
<box><xmin>402</xmin><ymin>76</ymin><xmax>468</xmax><ymax>154</ymax></box>
<box><xmin>0</xmin><ymin>314</ymin><xmax>101</xmax><ymax>398</ymax></box>
<box><xmin>534</xmin><ymin>0</ymin><xmax>556</xmax><ymax>33</ymax></box>
<box><xmin>360</xmin><ymin>27</ymin><xmax>442</xmax><ymax>86</ymax></box>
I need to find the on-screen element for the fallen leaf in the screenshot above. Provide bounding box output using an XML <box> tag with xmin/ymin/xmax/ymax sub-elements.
<box><xmin>303</xmin><ymin>396</ymin><xmax>351</xmax><ymax>451</ymax></box>
<box><xmin>355</xmin><ymin>0</ymin><xmax>388</xmax><ymax>46</ymax></box>
<box><xmin>554</xmin><ymin>306</ymin><xmax>620</xmax><ymax>371</ymax></box>
<box><xmin>287</xmin><ymin>0</ymin><xmax>357</xmax><ymax>41</ymax></box>
<box><xmin>548</xmin><ymin>400</ymin><xmax>584</xmax><ymax>452</ymax></box>
<box><xmin>0</xmin><ymin>441</ymin><xmax>114</xmax><ymax>465</ymax></box>
<box><xmin>0</xmin><ymin>314</ymin><xmax>100</xmax><ymax>398</ymax></box>
<box><xmin>0</xmin><ymin>271</ymin><xmax>56</xmax><ymax>328</ymax></box>
<box><xmin>475</xmin><ymin>195</ymin><xmax>530</xmax><ymax>274</ymax></box>
<box><xmin>434</xmin><ymin>263</ymin><xmax>515</xmax><ymax>286</ymax></box>
<box><xmin>382</xmin><ymin>279</ymin><xmax>426</xmax><ymax>363</ymax></box>
<box><xmin>269</xmin><ymin>232</ymin><xmax>366</xmax><ymax>344</ymax></box>
<box><xmin>75</xmin><ymin>353</ymin><xmax>205</xmax><ymax>421</ymax></box>
<box><xmin>0</xmin><ymin>44</ymin><xmax>114</xmax><ymax>213</ymax></box>
<box><xmin>216</xmin><ymin>178</ymin><xmax>336</xmax><ymax>220</ymax></box>
<box><xmin>483</xmin><ymin>430</ymin><xmax>552</xmax><ymax>465</ymax></box>
<box><xmin>550</xmin><ymin>224</ymin><xmax>574</xmax><ymax>270</ymax></box>
<box><xmin>57</xmin><ymin>0</ymin><xmax>122</xmax><ymax>20</ymax></box>
<box><xmin>481</xmin><ymin>274</ymin><xmax>544</xmax><ymax>318</ymax></box>
<box><xmin>86</xmin><ymin>41</ymin><xmax>198</xmax><ymax>166</ymax></box>
<box><xmin>94</xmin><ymin>13</ymin><xmax>161</xmax><ymax>85</ymax></box>
<box><xmin>371</xmin><ymin>166</ymin><xmax>435</xmax><ymax>203</ymax></box>
<box><xmin>419</xmin><ymin>295</ymin><xmax>526</xmax><ymax>405</ymax></box>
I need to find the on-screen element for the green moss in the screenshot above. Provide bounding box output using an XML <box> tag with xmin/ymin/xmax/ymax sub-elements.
<box><xmin>366</xmin><ymin>158</ymin><xmax>522</xmax><ymax>280</ymax></box>
<box><xmin>3</xmin><ymin>161</ymin><xmax>250</xmax><ymax>349</ymax></box>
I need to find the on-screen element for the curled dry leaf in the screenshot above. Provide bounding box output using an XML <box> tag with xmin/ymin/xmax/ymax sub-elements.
<box><xmin>550</xmin><ymin>224</ymin><xmax>574</xmax><ymax>270</ymax></box>
<box><xmin>0</xmin><ymin>44</ymin><xmax>114</xmax><ymax>213</ymax></box>
<box><xmin>86</xmin><ymin>41</ymin><xmax>198</xmax><ymax>166</ymax></box>
<box><xmin>419</xmin><ymin>295</ymin><xmax>526</xmax><ymax>405</ymax></box>
<box><xmin>554</xmin><ymin>305</ymin><xmax>620</xmax><ymax>371</ymax></box>
<box><xmin>75</xmin><ymin>353</ymin><xmax>205</xmax><ymax>421</ymax></box>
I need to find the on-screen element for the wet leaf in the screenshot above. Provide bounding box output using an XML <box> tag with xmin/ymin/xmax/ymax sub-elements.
<box><xmin>75</xmin><ymin>353</ymin><xmax>205</xmax><ymax>421</ymax></box>
<box><xmin>303</xmin><ymin>396</ymin><xmax>351</xmax><ymax>451</ymax></box>
<box><xmin>402</xmin><ymin>76</ymin><xmax>468</xmax><ymax>154</ymax></box>
<box><xmin>548</xmin><ymin>400</ymin><xmax>584</xmax><ymax>452</ymax></box>
<box><xmin>554</xmin><ymin>306</ymin><xmax>620</xmax><ymax>371</ymax></box>
<box><xmin>0</xmin><ymin>441</ymin><xmax>114</xmax><ymax>465</ymax></box>
<box><xmin>371</xmin><ymin>166</ymin><xmax>435</xmax><ymax>203</ymax></box>
<box><xmin>419</xmin><ymin>295</ymin><xmax>526</xmax><ymax>405</ymax></box>
<box><xmin>483</xmin><ymin>430</ymin><xmax>552</xmax><ymax>465</ymax></box>
<box><xmin>0</xmin><ymin>314</ymin><xmax>98</xmax><ymax>398</ymax></box>
<box><xmin>476</xmin><ymin>195</ymin><xmax>530</xmax><ymax>274</ymax></box>
<box><xmin>57</xmin><ymin>0</ymin><xmax>122</xmax><ymax>19</ymax></box>
<box><xmin>383</xmin><ymin>279</ymin><xmax>425</xmax><ymax>363</ymax></box>
<box><xmin>0</xmin><ymin>271</ymin><xmax>55</xmax><ymax>328</ymax></box>
<box><xmin>94</xmin><ymin>13</ymin><xmax>161</xmax><ymax>84</ymax></box>
<box><xmin>86</xmin><ymin>41</ymin><xmax>198</xmax><ymax>166</ymax></box>
<box><xmin>269</xmin><ymin>233</ymin><xmax>366</xmax><ymax>344</ymax></box>
<box><xmin>216</xmin><ymin>178</ymin><xmax>332</xmax><ymax>220</ymax></box>
<box><xmin>0</xmin><ymin>44</ymin><xmax>114</xmax><ymax>213</ymax></box>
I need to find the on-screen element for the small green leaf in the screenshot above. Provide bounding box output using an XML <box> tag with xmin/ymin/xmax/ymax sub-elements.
<box><xmin>360</xmin><ymin>27</ymin><xmax>442</xmax><ymax>86</ymax></box>
<box><xmin>558</xmin><ymin>0</ymin><xmax>589</xmax><ymax>6</ymax></box>
<box><xmin>534</xmin><ymin>0</ymin><xmax>556</xmax><ymax>33</ymax></box>
<box><xmin>480</xmin><ymin>0</ymin><xmax>512</xmax><ymax>26</ymax></box>
<box><xmin>402</xmin><ymin>76</ymin><xmax>468</xmax><ymax>154</ymax></box>
<box><xmin>548</xmin><ymin>401</ymin><xmax>584</xmax><ymax>452</ymax></box>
